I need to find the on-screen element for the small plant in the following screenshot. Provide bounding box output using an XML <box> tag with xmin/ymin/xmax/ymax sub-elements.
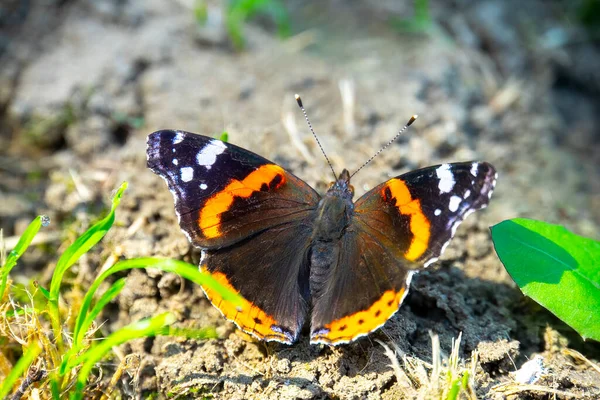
<box><xmin>390</xmin><ymin>0</ymin><xmax>435</xmax><ymax>35</ymax></box>
<box><xmin>491</xmin><ymin>218</ymin><xmax>600</xmax><ymax>342</ymax></box>
<box><xmin>195</xmin><ymin>0</ymin><xmax>291</xmax><ymax>50</ymax></box>
<box><xmin>379</xmin><ymin>332</ymin><xmax>477</xmax><ymax>399</ymax></box>
<box><xmin>217</xmin><ymin>131</ymin><xmax>229</xmax><ymax>142</ymax></box>
<box><xmin>0</xmin><ymin>182</ymin><xmax>240</xmax><ymax>399</ymax></box>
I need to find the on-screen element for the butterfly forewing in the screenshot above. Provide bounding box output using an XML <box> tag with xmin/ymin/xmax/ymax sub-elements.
<box><xmin>355</xmin><ymin>161</ymin><xmax>497</xmax><ymax>267</ymax></box>
<box><xmin>147</xmin><ymin>130</ymin><xmax>320</xmax><ymax>249</ymax></box>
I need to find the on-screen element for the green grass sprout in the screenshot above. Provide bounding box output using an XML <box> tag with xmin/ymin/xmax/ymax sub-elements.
<box><xmin>0</xmin><ymin>341</ymin><xmax>42</xmax><ymax>399</ymax></box>
<box><xmin>378</xmin><ymin>332</ymin><xmax>476</xmax><ymax>399</ymax></box>
<box><xmin>227</xmin><ymin>0</ymin><xmax>290</xmax><ymax>50</ymax></box>
<box><xmin>390</xmin><ymin>0</ymin><xmax>433</xmax><ymax>34</ymax></box>
<box><xmin>72</xmin><ymin>313</ymin><xmax>176</xmax><ymax>400</ymax></box>
<box><xmin>71</xmin><ymin>257</ymin><xmax>241</xmax><ymax>350</ymax></box>
<box><xmin>195</xmin><ymin>0</ymin><xmax>290</xmax><ymax>50</ymax></box>
<box><xmin>1</xmin><ymin>215</ymin><xmax>49</xmax><ymax>300</ymax></box>
<box><xmin>1</xmin><ymin>181</ymin><xmax>240</xmax><ymax>398</ymax></box>
<box><xmin>389</xmin><ymin>0</ymin><xmax>452</xmax><ymax>43</ymax></box>
<box><xmin>48</xmin><ymin>182</ymin><xmax>127</xmax><ymax>350</ymax></box>
<box><xmin>491</xmin><ymin>218</ymin><xmax>600</xmax><ymax>341</ymax></box>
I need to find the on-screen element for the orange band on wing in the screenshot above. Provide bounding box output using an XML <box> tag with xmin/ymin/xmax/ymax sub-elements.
<box><xmin>312</xmin><ymin>288</ymin><xmax>406</xmax><ymax>344</ymax></box>
<box><xmin>199</xmin><ymin>164</ymin><xmax>286</xmax><ymax>239</ymax></box>
<box><xmin>201</xmin><ymin>269</ymin><xmax>291</xmax><ymax>343</ymax></box>
<box><xmin>383</xmin><ymin>179</ymin><xmax>431</xmax><ymax>260</ymax></box>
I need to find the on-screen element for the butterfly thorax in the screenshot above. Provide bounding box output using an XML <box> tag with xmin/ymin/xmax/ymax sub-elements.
<box><xmin>312</xmin><ymin>169</ymin><xmax>354</xmax><ymax>241</ymax></box>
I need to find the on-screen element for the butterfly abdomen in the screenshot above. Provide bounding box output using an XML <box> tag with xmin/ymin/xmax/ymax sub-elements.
<box><xmin>309</xmin><ymin>183</ymin><xmax>354</xmax><ymax>302</ymax></box>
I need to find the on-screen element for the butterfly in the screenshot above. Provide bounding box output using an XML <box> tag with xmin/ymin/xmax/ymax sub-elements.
<box><xmin>146</xmin><ymin>96</ymin><xmax>497</xmax><ymax>345</ymax></box>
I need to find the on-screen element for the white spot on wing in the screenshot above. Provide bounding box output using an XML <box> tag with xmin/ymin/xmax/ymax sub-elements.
<box><xmin>470</xmin><ymin>162</ymin><xmax>478</xmax><ymax>177</ymax></box>
<box><xmin>200</xmin><ymin>183</ymin><xmax>207</xmax><ymax>190</ymax></box>
<box><xmin>434</xmin><ymin>209</ymin><xmax>442</xmax><ymax>216</ymax></box>
<box><xmin>463</xmin><ymin>189</ymin><xmax>471</xmax><ymax>199</ymax></box>
<box><xmin>173</xmin><ymin>132</ymin><xmax>184</xmax><ymax>144</ymax></box>
<box><xmin>197</xmin><ymin>139</ymin><xmax>227</xmax><ymax>169</ymax></box>
<box><xmin>172</xmin><ymin>159</ymin><xmax>178</xmax><ymax>165</ymax></box>
<box><xmin>180</xmin><ymin>167</ymin><xmax>194</xmax><ymax>182</ymax></box>
<box><xmin>436</xmin><ymin>164</ymin><xmax>455</xmax><ymax>193</ymax></box>
<box><xmin>449</xmin><ymin>195</ymin><xmax>461</xmax><ymax>212</ymax></box>
<box><xmin>424</xmin><ymin>257</ymin><xmax>439</xmax><ymax>268</ymax></box>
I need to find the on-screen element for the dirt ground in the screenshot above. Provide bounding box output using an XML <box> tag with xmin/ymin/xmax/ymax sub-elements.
<box><xmin>1</xmin><ymin>0</ymin><xmax>599</xmax><ymax>399</ymax></box>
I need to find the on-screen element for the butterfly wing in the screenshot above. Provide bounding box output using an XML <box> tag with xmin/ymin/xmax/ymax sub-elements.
<box><xmin>310</xmin><ymin>162</ymin><xmax>497</xmax><ymax>344</ymax></box>
<box><xmin>147</xmin><ymin>130</ymin><xmax>320</xmax><ymax>249</ymax></box>
<box><xmin>147</xmin><ymin>130</ymin><xmax>320</xmax><ymax>343</ymax></box>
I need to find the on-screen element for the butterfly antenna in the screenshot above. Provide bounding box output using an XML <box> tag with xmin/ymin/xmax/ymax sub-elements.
<box><xmin>350</xmin><ymin>115</ymin><xmax>418</xmax><ymax>178</ymax></box>
<box><xmin>295</xmin><ymin>94</ymin><xmax>337</xmax><ymax>181</ymax></box>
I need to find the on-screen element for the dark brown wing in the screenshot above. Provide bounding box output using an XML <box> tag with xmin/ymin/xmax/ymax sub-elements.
<box><xmin>310</xmin><ymin>162</ymin><xmax>497</xmax><ymax>345</ymax></box>
<box><xmin>147</xmin><ymin>130</ymin><xmax>320</xmax><ymax>343</ymax></box>
<box><xmin>310</xmin><ymin>228</ymin><xmax>413</xmax><ymax>345</ymax></box>
<box><xmin>201</xmin><ymin>220</ymin><xmax>313</xmax><ymax>344</ymax></box>
<box><xmin>147</xmin><ymin>130</ymin><xmax>320</xmax><ymax>249</ymax></box>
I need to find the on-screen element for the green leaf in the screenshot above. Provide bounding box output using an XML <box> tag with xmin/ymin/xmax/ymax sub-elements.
<box><xmin>491</xmin><ymin>218</ymin><xmax>600</xmax><ymax>341</ymax></box>
<box><xmin>72</xmin><ymin>257</ymin><xmax>240</xmax><ymax>348</ymax></box>
<box><xmin>72</xmin><ymin>313</ymin><xmax>176</xmax><ymax>400</ymax></box>
<box><xmin>1</xmin><ymin>215</ymin><xmax>48</xmax><ymax>299</ymax></box>
<box><xmin>49</xmin><ymin>182</ymin><xmax>127</xmax><ymax>348</ymax></box>
<box><xmin>33</xmin><ymin>280</ymin><xmax>51</xmax><ymax>300</ymax></box>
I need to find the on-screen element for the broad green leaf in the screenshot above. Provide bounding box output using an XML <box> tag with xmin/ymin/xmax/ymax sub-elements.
<box><xmin>491</xmin><ymin>218</ymin><xmax>600</xmax><ymax>341</ymax></box>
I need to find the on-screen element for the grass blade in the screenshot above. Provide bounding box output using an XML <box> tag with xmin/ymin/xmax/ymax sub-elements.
<box><xmin>71</xmin><ymin>313</ymin><xmax>176</xmax><ymax>400</ymax></box>
<box><xmin>1</xmin><ymin>215</ymin><xmax>48</xmax><ymax>299</ymax></box>
<box><xmin>59</xmin><ymin>278</ymin><xmax>128</xmax><ymax>376</ymax></box>
<box><xmin>0</xmin><ymin>341</ymin><xmax>42</xmax><ymax>399</ymax></box>
<box><xmin>73</xmin><ymin>257</ymin><xmax>241</xmax><ymax>346</ymax></box>
<box><xmin>48</xmin><ymin>182</ymin><xmax>127</xmax><ymax>348</ymax></box>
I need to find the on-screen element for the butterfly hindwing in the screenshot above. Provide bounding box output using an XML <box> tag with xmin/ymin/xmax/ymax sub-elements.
<box><xmin>310</xmin><ymin>229</ymin><xmax>413</xmax><ymax>344</ymax></box>
<box><xmin>201</xmin><ymin>221</ymin><xmax>313</xmax><ymax>343</ymax></box>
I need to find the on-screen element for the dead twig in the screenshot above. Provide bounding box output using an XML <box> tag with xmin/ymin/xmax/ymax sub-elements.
<box><xmin>10</xmin><ymin>365</ymin><xmax>47</xmax><ymax>400</ymax></box>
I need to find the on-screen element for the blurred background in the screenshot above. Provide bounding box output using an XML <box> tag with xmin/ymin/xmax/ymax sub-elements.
<box><xmin>1</xmin><ymin>0</ymin><xmax>598</xmax><ymax>240</ymax></box>
<box><xmin>1</xmin><ymin>1</ymin><xmax>599</xmax><ymax>398</ymax></box>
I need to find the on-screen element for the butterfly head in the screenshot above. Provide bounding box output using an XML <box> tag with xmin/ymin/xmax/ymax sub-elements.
<box><xmin>327</xmin><ymin>168</ymin><xmax>354</xmax><ymax>200</ymax></box>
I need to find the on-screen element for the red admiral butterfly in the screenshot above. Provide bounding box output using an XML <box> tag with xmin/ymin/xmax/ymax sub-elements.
<box><xmin>146</xmin><ymin>95</ymin><xmax>497</xmax><ymax>345</ymax></box>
